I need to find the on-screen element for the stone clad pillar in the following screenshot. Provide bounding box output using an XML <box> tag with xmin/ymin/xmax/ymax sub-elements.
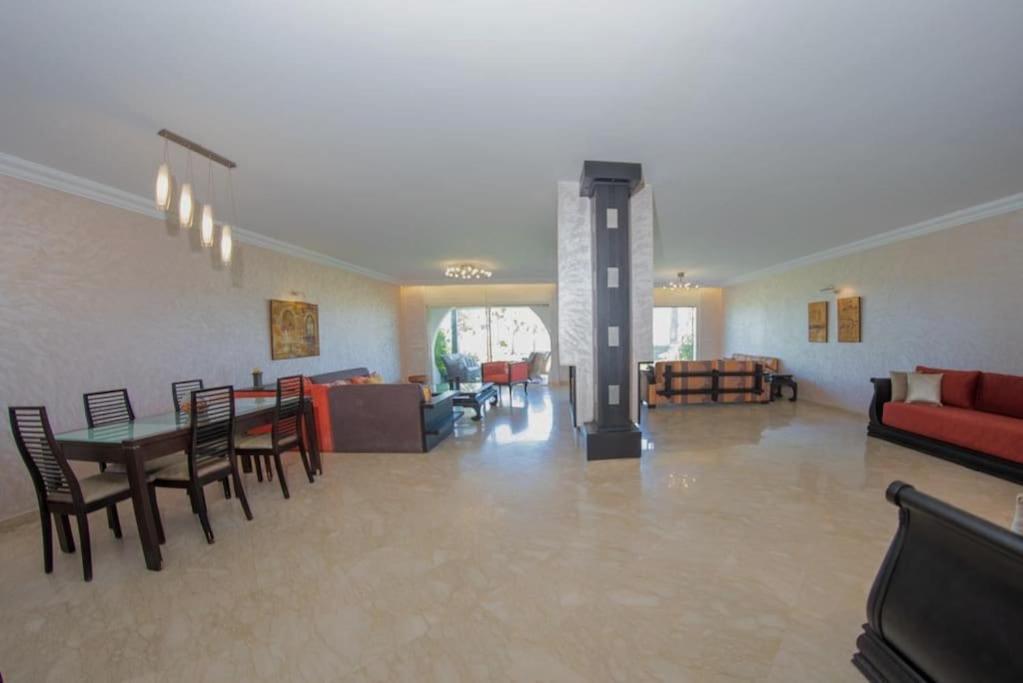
<box><xmin>558</xmin><ymin>161</ymin><xmax>652</xmax><ymax>460</ymax></box>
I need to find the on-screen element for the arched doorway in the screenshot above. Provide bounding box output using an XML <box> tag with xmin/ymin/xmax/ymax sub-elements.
<box><xmin>431</xmin><ymin>306</ymin><xmax>552</xmax><ymax>383</ymax></box>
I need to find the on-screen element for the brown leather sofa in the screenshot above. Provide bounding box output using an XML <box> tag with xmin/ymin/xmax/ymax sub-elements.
<box><xmin>308</xmin><ymin>368</ymin><xmax>455</xmax><ymax>453</ymax></box>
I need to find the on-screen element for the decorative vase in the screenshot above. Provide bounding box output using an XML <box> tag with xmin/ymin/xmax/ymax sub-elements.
<box><xmin>252</xmin><ymin>370</ymin><xmax>263</xmax><ymax>388</ymax></box>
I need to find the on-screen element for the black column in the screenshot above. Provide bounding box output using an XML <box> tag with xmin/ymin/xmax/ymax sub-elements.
<box><xmin>580</xmin><ymin>161</ymin><xmax>643</xmax><ymax>460</ymax></box>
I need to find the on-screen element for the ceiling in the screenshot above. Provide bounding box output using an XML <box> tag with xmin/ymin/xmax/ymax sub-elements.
<box><xmin>2</xmin><ymin>1</ymin><xmax>1022</xmax><ymax>285</ymax></box>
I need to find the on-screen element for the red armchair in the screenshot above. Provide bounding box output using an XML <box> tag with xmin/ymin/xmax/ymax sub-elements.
<box><xmin>481</xmin><ymin>361</ymin><xmax>530</xmax><ymax>402</ymax></box>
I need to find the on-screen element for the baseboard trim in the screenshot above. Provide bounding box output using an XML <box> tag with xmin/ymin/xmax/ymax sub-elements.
<box><xmin>0</xmin><ymin>508</ymin><xmax>37</xmax><ymax>532</ymax></box>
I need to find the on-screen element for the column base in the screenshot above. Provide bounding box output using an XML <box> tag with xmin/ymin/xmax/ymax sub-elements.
<box><xmin>585</xmin><ymin>423</ymin><xmax>642</xmax><ymax>461</ymax></box>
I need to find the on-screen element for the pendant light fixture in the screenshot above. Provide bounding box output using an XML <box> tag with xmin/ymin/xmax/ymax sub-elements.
<box><xmin>200</xmin><ymin>159</ymin><xmax>215</xmax><ymax>248</ymax></box>
<box><xmin>178</xmin><ymin>151</ymin><xmax>194</xmax><ymax>229</ymax></box>
<box><xmin>220</xmin><ymin>225</ymin><xmax>233</xmax><ymax>264</ymax></box>
<box><xmin>154</xmin><ymin>139</ymin><xmax>172</xmax><ymax>211</ymax></box>
<box><xmin>220</xmin><ymin>167</ymin><xmax>238</xmax><ymax>264</ymax></box>
<box><xmin>154</xmin><ymin>129</ymin><xmax>239</xmax><ymax>266</ymax></box>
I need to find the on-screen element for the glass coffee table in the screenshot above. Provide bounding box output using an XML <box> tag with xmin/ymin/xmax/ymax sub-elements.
<box><xmin>434</xmin><ymin>381</ymin><xmax>499</xmax><ymax>421</ymax></box>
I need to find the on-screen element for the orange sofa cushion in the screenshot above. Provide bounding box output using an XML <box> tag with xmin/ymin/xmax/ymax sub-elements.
<box><xmin>975</xmin><ymin>372</ymin><xmax>1023</xmax><ymax>420</ymax></box>
<box><xmin>883</xmin><ymin>402</ymin><xmax>1023</xmax><ymax>464</ymax></box>
<box><xmin>915</xmin><ymin>366</ymin><xmax>980</xmax><ymax>409</ymax></box>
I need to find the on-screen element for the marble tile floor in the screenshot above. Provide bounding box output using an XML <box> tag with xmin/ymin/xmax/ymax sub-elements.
<box><xmin>0</xmin><ymin>386</ymin><xmax>1018</xmax><ymax>682</ymax></box>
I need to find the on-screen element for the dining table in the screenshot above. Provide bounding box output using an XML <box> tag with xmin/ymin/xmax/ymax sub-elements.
<box><xmin>54</xmin><ymin>396</ymin><xmax>321</xmax><ymax>571</ymax></box>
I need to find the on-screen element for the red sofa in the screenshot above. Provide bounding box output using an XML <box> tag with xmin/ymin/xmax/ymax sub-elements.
<box><xmin>868</xmin><ymin>366</ymin><xmax>1023</xmax><ymax>483</ymax></box>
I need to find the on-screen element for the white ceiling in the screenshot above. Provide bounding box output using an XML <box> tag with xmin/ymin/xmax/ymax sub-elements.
<box><xmin>2</xmin><ymin>1</ymin><xmax>1022</xmax><ymax>285</ymax></box>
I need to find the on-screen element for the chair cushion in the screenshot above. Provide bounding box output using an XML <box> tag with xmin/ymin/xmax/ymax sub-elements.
<box><xmin>155</xmin><ymin>457</ymin><xmax>231</xmax><ymax>482</ymax></box>
<box><xmin>48</xmin><ymin>472</ymin><xmax>131</xmax><ymax>505</ymax></box>
<box><xmin>883</xmin><ymin>402</ymin><xmax>1023</xmax><ymax>464</ymax></box>
<box><xmin>237</xmin><ymin>433</ymin><xmax>273</xmax><ymax>450</ymax></box>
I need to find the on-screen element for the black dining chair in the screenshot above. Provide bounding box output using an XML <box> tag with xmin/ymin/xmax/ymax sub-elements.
<box><xmin>236</xmin><ymin>375</ymin><xmax>315</xmax><ymax>499</ymax></box>
<box><xmin>151</xmin><ymin>385</ymin><xmax>252</xmax><ymax>543</ymax></box>
<box><xmin>83</xmin><ymin>388</ymin><xmax>135</xmax><ymax>476</ymax></box>
<box><xmin>83</xmin><ymin>388</ymin><xmax>184</xmax><ymax>482</ymax></box>
<box><xmin>9</xmin><ymin>406</ymin><xmax>136</xmax><ymax>581</ymax></box>
<box><xmin>171</xmin><ymin>379</ymin><xmax>231</xmax><ymax>498</ymax></box>
<box><xmin>172</xmin><ymin>379</ymin><xmax>204</xmax><ymax>413</ymax></box>
<box><xmin>83</xmin><ymin>388</ymin><xmax>135</xmax><ymax>428</ymax></box>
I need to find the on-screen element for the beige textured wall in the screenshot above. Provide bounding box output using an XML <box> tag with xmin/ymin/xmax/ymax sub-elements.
<box><xmin>724</xmin><ymin>210</ymin><xmax>1023</xmax><ymax>413</ymax></box>
<box><xmin>0</xmin><ymin>175</ymin><xmax>400</xmax><ymax>521</ymax></box>
<box><xmin>653</xmin><ymin>287</ymin><xmax>724</xmax><ymax>360</ymax></box>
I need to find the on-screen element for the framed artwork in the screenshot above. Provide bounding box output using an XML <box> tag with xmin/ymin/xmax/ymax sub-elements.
<box><xmin>270</xmin><ymin>300</ymin><xmax>320</xmax><ymax>360</ymax></box>
<box><xmin>808</xmin><ymin>301</ymin><xmax>828</xmax><ymax>343</ymax></box>
<box><xmin>838</xmin><ymin>296</ymin><xmax>862</xmax><ymax>343</ymax></box>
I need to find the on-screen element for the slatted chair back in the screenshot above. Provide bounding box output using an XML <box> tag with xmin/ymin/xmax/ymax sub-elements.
<box><xmin>83</xmin><ymin>389</ymin><xmax>134</xmax><ymax>427</ymax></box>
<box><xmin>188</xmin><ymin>386</ymin><xmax>235</xmax><ymax>480</ymax></box>
<box><xmin>172</xmin><ymin>379</ymin><xmax>204</xmax><ymax>412</ymax></box>
<box><xmin>273</xmin><ymin>375</ymin><xmax>304</xmax><ymax>445</ymax></box>
<box><xmin>9</xmin><ymin>406</ymin><xmax>82</xmax><ymax>504</ymax></box>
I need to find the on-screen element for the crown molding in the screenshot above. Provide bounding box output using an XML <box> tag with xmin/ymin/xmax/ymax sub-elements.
<box><xmin>0</xmin><ymin>152</ymin><xmax>397</xmax><ymax>284</ymax></box>
<box><xmin>722</xmin><ymin>191</ymin><xmax>1023</xmax><ymax>287</ymax></box>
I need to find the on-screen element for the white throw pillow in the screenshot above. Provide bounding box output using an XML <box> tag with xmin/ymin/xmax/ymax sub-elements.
<box><xmin>906</xmin><ymin>372</ymin><xmax>943</xmax><ymax>405</ymax></box>
<box><xmin>890</xmin><ymin>371</ymin><xmax>909</xmax><ymax>402</ymax></box>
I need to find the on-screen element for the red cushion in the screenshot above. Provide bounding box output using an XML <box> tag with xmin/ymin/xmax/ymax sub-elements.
<box><xmin>975</xmin><ymin>372</ymin><xmax>1023</xmax><ymax>420</ymax></box>
<box><xmin>508</xmin><ymin>361</ymin><xmax>529</xmax><ymax>383</ymax></box>
<box><xmin>915</xmin><ymin>366</ymin><xmax>980</xmax><ymax>409</ymax></box>
<box><xmin>883</xmin><ymin>402</ymin><xmax>1023</xmax><ymax>464</ymax></box>
<box><xmin>481</xmin><ymin>362</ymin><xmax>510</xmax><ymax>383</ymax></box>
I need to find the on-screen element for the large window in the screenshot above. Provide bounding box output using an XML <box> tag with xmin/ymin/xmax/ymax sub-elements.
<box><xmin>653</xmin><ymin>307</ymin><xmax>697</xmax><ymax>361</ymax></box>
<box><xmin>434</xmin><ymin>306</ymin><xmax>551</xmax><ymax>376</ymax></box>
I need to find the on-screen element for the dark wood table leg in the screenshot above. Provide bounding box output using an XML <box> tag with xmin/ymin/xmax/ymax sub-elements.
<box><xmin>471</xmin><ymin>401</ymin><xmax>483</xmax><ymax>421</ymax></box>
<box><xmin>304</xmin><ymin>400</ymin><xmax>322</xmax><ymax>475</ymax></box>
<box><xmin>125</xmin><ymin>446</ymin><xmax>163</xmax><ymax>571</ymax></box>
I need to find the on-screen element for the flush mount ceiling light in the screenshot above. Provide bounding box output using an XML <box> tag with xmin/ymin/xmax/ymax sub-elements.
<box><xmin>154</xmin><ymin>129</ymin><xmax>239</xmax><ymax>265</ymax></box>
<box><xmin>662</xmin><ymin>271</ymin><xmax>700</xmax><ymax>290</ymax></box>
<box><xmin>445</xmin><ymin>264</ymin><xmax>493</xmax><ymax>280</ymax></box>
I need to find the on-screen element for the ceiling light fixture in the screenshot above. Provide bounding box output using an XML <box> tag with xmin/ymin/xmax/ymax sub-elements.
<box><xmin>154</xmin><ymin>140</ymin><xmax>172</xmax><ymax>211</ymax></box>
<box><xmin>445</xmin><ymin>264</ymin><xmax>493</xmax><ymax>280</ymax></box>
<box><xmin>154</xmin><ymin>129</ymin><xmax>239</xmax><ymax>265</ymax></box>
<box><xmin>662</xmin><ymin>271</ymin><xmax>700</xmax><ymax>290</ymax></box>
<box><xmin>200</xmin><ymin>159</ymin><xmax>215</xmax><ymax>248</ymax></box>
<box><xmin>178</xmin><ymin>153</ymin><xmax>194</xmax><ymax>229</ymax></box>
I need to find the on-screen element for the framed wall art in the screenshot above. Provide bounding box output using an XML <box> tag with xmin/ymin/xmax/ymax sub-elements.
<box><xmin>808</xmin><ymin>301</ymin><xmax>828</xmax><ymax>343</ymax></box>
<box><xmin>838</xmin><ymin>296</ymin><xmax>861</xmax><ymax>343</ymax></box>
<box><xmin>270</xmin><ymin>299</ymin><xmax>320</xmax><ymax>359</ymax></box>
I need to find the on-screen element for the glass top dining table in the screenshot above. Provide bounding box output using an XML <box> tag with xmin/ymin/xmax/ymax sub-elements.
<box><xmin>52</xmin><ymin>396</ymin><xmax>319</xmax><ymax>573</ymax></box>
<box><xmin>54</xmin><ymin>397</ymin><xmax>278</xmax><ymax>444</ymax></box>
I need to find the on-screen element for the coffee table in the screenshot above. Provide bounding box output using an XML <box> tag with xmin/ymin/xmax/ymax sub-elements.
<box><xmin>435</xmin><ymin>381</ymin><xmax>499</xmax><ymax>421</ymax></box>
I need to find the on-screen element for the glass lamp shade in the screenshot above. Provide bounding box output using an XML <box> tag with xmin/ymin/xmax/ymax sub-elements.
<box><xmin>220</xmin><ymin>225</ymin><xmax>233</xmax><ymax>264</ymax></box>
<box><xmin>178</xmin><ymin>183</ymin><xmax>194</xmax><ymax>228</ymax></box>
<box><xmin>155</xmin><ymin>163</ymin><xmax>171</xmax><ymax>211</ymax></box>
<box><xmin>200</xmin><ymin>204</ymin><xmax>214</xmax><ymax>247</ymax></box>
